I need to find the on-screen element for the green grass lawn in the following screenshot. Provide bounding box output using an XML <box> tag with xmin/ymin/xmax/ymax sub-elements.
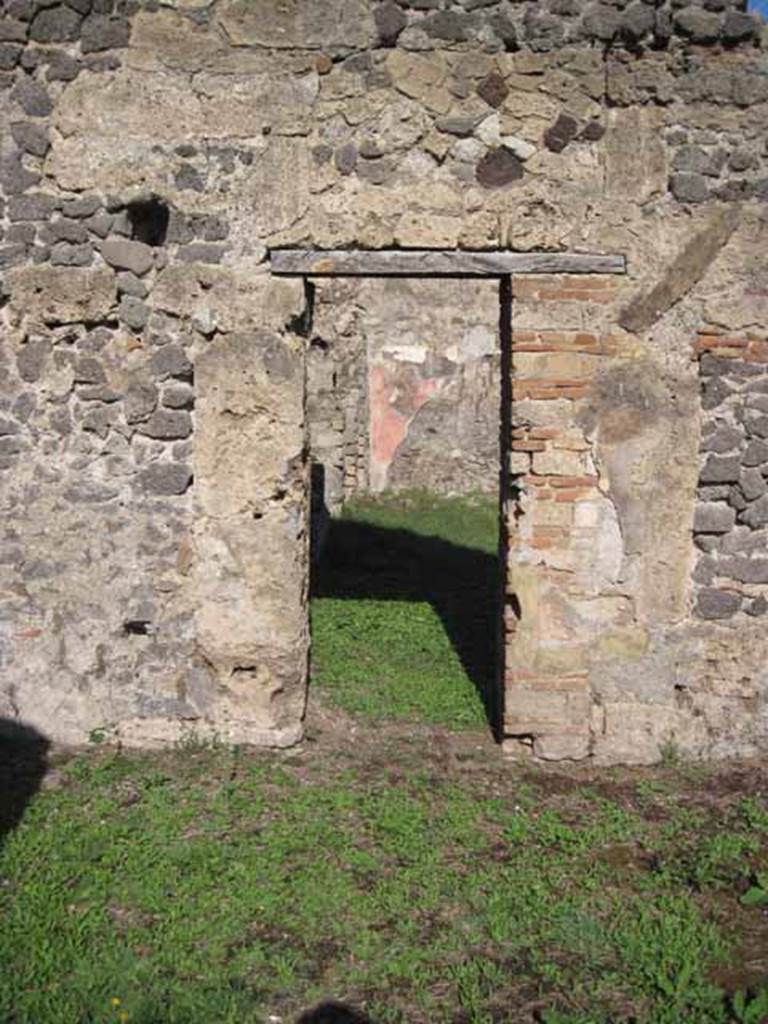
<box><xmin>2</xmin><ymin>493</ymin><xmax>768</xmax><ymax>1024</ymax></box>
<box><xmin>1</xmin><ymin>740</ymin><xmax>767</xmax><ymax>1024</ymax></box>
<box><xmin>310</xmin><ymin>491</ymin><xmax>501</xmax><ymax>730</ymax></box>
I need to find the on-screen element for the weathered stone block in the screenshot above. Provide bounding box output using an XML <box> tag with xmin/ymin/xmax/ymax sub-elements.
<box><xmin>700</xmin><ymin>455</ymin><xmax>740</xmax><ymax>484</ymax></box>
<box><xmin>138</xmin><ymin>410</ymin><xmax>193</xmax><ymax>440</ymax></box>
<box><xmin>696</xmin><ymin>588</ymin><xmax>741</xmax><ymax>620</ymax></box>
<box><xmin>694</xmin><ymin>502</ymin><xmax>736</xmax><ymax>534</ymax></box>
<box><xmin>740</xmin><ymin>469</ymin><xmax>766</xmax><ymax>501</ymax></box>
<box><xmin>741</xmin><ymin>495</ymin><xmax>768</xmax><ymax>529</ymax></box>
<box><xmin>150</xmin><ymin>346</ymin><xmax>193</xmax><ymax>381</ymax></box>
<box><xmin>139</xmin><ymin>461</ymin><xmax>192</xmax><ymax>495</ymax></box>
<box><xmin>101</xmin><ymin>238</ymin><xmax>154</xmax><ymax>276</ymax></box>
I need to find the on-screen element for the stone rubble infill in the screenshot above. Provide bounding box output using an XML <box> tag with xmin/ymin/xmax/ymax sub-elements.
<box><xmin>693</xmin><ymin>333</ymin><xmax>768</xmax><ymax>620</ymax></box>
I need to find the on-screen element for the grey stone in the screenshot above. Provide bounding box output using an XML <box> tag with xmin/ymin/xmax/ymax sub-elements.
<box><xmin>476</xmin><ymin>147</ymin><xmax>524</xmax><ymax>188</ymax></box>
<box><xmin>695</xmin><ymin>587</ymin><xmax>741</xmax><ymax>620</ymax></box>
<box><xmin>45</xmin><ymin>51</ymin><xmax>82</xmax><ymax>81</ymax></box>
<box><xmin>699</xmin><ymin>354</ymin><xmax>733</xmax><ymax>377</ymax></box>
<box><xmin>700</xmin><ymin>455</ymin><xmax>740</xmax><ymax>484</ymax></box>
<box><xmin>692</xmin><ymin>555</ymin><xmax>716</xmax><ymax>584</ymax></box>
<box><xmin>724</xmin><ymin>557</ymin><xmax>768</xmax><ymax>585</ymax></box>
<box><xmin>674</xmin><ymin>6</ymin><xmax>721</xmax><ymax>43</ymax></box>
<box><xmin>30</xmin><ymin>5</ymin><xmax>83</xmax><ymax>43</ymax></box>
<box><xmin>699</xmin><ymin>485</ymin><xmax>731</xmax><ymax>501</ymax></box>
<box><xmin>746</xmin><ymin>596</ymin><xmax>768</xmax><ymax>618</ymax></box>
<box><xmin>45</xmin><ymin>218</ymin><xmax>90</xmax><ymax>244</ymax></box>
<box><xmin>747</xmin><ymin>394</ymin><xmax>768</xmax><ymax>414</ymax></box>
<box><xmin>80</xmin><ymin>14</ymin><xmax>130</xmax><ymax>52</ymax></box>
<box><xmin>334</xmin><ymin>144</ymin><xmax>357</xmax><ymax>176</ymax></box>
<box><xmin>64</xmin><ymin>480</ymin><xmax>120</xmax><ymax>503</ymax></box>
<box><xmin>721</xmin><ymin>526</ymin><xmax>766</xmax><ymax>555</ymax></box>
<box><xmin>523</xmin><ymin>9</ymin><xmax>566</xmax><ymax>51</ymax></box>
<box><xmin>722</xmin><ymin>10</ymin><xmax>758</xmax><ymax>44</ymax></box>
<box><xmin>745</xmin><ymin>415</ymin><xmax>768</xmax><ymax>439</ymax></box>
<box><xmin>17</xmin><ymin>339</ymin><xmax>51</xmax><ymax>383</ymax></box>
<box><xmin>125</xmin><ymin>381</ymin><xmax>158</xmax><ymax>424</ymax></box>
<box><xmin>701</xmin><ymin>424</ymin><xmax>743</xmax><ymax>453</ymax></box>
<box><xmin>116</xmin><ymin>272</ymin><xmax>148</xmax><ymax>298</ymax></box>
<box><xmin>672</xmin><ymin>145</ymin><xmax>726</xmax><ymax>178</ymax></box>
<box><xmin>49</xmin><ymin>426</ymin><xmax>83</xmax><ymax>457</ymax></box>
<box><xmin>177</xmin><ymin>243</ymin><xmax>225</xmax><ymax>264</ymax></box>
<box><xmin>8</xmin><ymin>193</ymin><xmax>59</xmax><ymax>221</ymax></box>
<box><xmin>0</xmin><ymin>44</ymin><xmax>23</xmax><ymax>70</ymax></box>
<box><xmin>200</xmin><ymin>216</ymin><xmax>229</xmax><ymax>242</ymax></box>
<box><xmin>101</xmin><ymin>238</ymin><xmax>154</xmax><ymax>275</ymax></box>
<box><xmin>62</xmin><ymin>195</ymin><xmax>102</xmax><ymax>219</ymax></box>
<box><xmin>5</xmin><ymin>223</ymin><xmax>36</xmax><ymax>245</ymax></box>
<box><xmin>375</xmin><ymin>0</ymin><xmax>406</xmax><ymax>44</ymax></box>
<box><xmin>701</xmin><ymin>376</ymin><xmax>733</xmax><ymax>410</ymax></box>
<box><xmin>81</xmin><ymin>406</ymin><xmax>115</xmax><ymax>439</ymax></box>
<box><xmin>669</xmin><ymin>173</ymin><xmax>708</xmax><ymax>204</ymax></box>
<box><xmin>174</xmin><ymin>163</ymin><xmax>205</xmax><ymax>192</ymax></box>
<box><xmin>119</xmin><ymin>295</ymin><xmax>149</xmax><ymax>331</ymax></box>
<box><xmin>489</xmin><ymin>10</ymin><xmax>517</xmax><ymax>49</ymax></box>
<box><xmin>422</xmin><ymin>11</ymin><xmax>473</xmax><ymax>40</ymax></box>
<box><xmin>728</xmin><ymin>486</ymin><xmax>748</xmax><ymax>512</ymax></box>
<box><xmin>85</xmin><ymin>213</ymin><xmax>113</xmax><ymax>238</ymax></box>
<box><xmin>74</xmin><ymin>356</ymin><xmax>106</xmax><ymax>384</ymax></box>
<box><xmin>12</xmin><ymin>393</ymin><xmax>36</xmax><ymax>423</ymax></box>
<box><xmin>742</xmin><ymin>439</ymin><xmax>768</xmax><ymax>467</ymax></box>
<box><xmin>582</xmin><ymin>3</ymin><xmax>621</xmax><ymax>40</ymax></box>
<box><xmin>0</xmin><ymin>19</ymin><xmax>28</xmax><ymax>42</ymax></box>
<box><xmin>0</xmin><ymin>243</ymin><xmax>26</xmax><ymax>269</ymax></box>
<box><xmin>0</xmin><ymin>154</ymin><xmax>41</xmax><ymax>194</ymax></box>
<box><xmin>10</xmin><ymin>122</ymin><xmax>50</xmax><ymax>158</ymax></box>
<box><xmin>0</xmin><ymin>417</ymin><xmax>21</xmax><ymax>436</ymax></box>
<box><xmin>436</xmin><ymin>116</ymin><xmax>478</xmax><ymax>137</ymax></box>
<box><xmin>139</xmin><ymin>461</ymin><xmax>193</xmax><ymax>496</ymax></box>
<box><xmin>741</xmin><ymin>495</ymin><xmax>768</xmax><ymax>529</ymax></box>
<box><xmin>0</xmin><ymin>435</ymin><xmax>26</xmax><ymax>457</ymax></box>
<box><xmin>78</xmin><ymin>386</ymin><xmax>121</xmax><ymax>403</ymax></box>
<box><xmin>620</xmin><ymin>2</ymin><xmax>655</xmax><ymax>40</ymax></box>
<box><xmin>728</xmin><ymin>148</ymin><xmax>755</xmax><ymax>173</ymax></box>
<box><xmin>138</xmin><ymin>410</ymin><xmax>193</xmax><ymax>440</ymax></box>
<box><xmin>694</xmin><ymin>501</ymin><xmax>736</xmax><ymax>533</ymax></box>
<box><xmin>150</xmin><ymin>346</ymin><xmax>193</xmax><ymax>381</ymax></box>
<box><xmin>740</xmin><ymin>468</ymin><xmax>766</xmax><ymax>501</ymax></box>
<box><xmin>356</xmin><ymin>158</ymin><xmax>392</xmax><ymax>185</ymax></box>
<box><xmin>162</xmin><ymin>384</ymin><xmax>194</xmax><ymax>410</ymax></box>
<box><xmin>50</xmin><ymin>242</ymin><xmax>94</xmax><ymax>267</ymax></box>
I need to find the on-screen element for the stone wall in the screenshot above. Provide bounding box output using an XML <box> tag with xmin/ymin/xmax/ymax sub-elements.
<box><xmin>692</xmin><ymin>331</ymin><xmax>768</xmax><ymax>621</ymax></box>
<box><xmin>0</xmin><ymin>0</ymin><xmax>766</xmax><ymax>762</ymax></box>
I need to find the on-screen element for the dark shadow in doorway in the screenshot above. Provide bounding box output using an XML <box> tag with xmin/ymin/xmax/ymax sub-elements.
<box><xmin>311</xmin><ymin>517</ymin><xmax>500</xmax><ymax>736</ymax></box>
<box><xmin>0</xmin><ymin>718</ymin><xmax>49</xmax><ymax>850</ymax></box>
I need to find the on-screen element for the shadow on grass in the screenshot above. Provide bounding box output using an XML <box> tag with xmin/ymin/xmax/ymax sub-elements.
<box><xmin>311</xmin><ymin>518</ymin><xmax>501</xmax><ymax>736</ymax></box>
<box><xmin>0</xmin><ymin>718</ymin><xmax>49</xmax><ymax>849</ymax></box>
<box><xmin>297</xmin><ymin>1001</ymin><xmax>373</xmax><ymax>1024</ymax></box>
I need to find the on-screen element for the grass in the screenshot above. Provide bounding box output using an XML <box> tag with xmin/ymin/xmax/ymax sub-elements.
<box><xmin>310</xmin><ymin>491</ymin><xmax>500</xmax><ymax>730</ymax></box>
<box><xmin>1</xmin><ymin>493</ymin><xmax>767</xmax><ymax>1024</ymax></box>
<box><xmin>1</xmin><ymin>741</ymin><xmax>767</xmax><ymax>1024</ymax></box>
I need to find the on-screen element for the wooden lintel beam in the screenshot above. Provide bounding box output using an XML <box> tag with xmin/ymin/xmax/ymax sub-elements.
<box><xmin>269</xmin><ymin>249</ymin><xmax>626</xmax><ymax>277</ymax></box>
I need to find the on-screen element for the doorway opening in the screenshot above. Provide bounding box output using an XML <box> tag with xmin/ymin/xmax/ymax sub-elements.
<box><xmin>303</xmin><ymin>273</ymin><xmax>511</xmax><ymax>739</ymax></box>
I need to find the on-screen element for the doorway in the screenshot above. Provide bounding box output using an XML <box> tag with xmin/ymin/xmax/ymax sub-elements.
<box><xmin>301</xmin><ymin>272</ymin><xmax>512</xmax><ymax>739</ymax></box>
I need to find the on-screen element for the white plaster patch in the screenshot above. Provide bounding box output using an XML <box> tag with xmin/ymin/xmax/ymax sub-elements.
<box><xmin>460</xmin><ymin>325</ymin><xmax>497</xmax><ymax>360</ymax></box>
